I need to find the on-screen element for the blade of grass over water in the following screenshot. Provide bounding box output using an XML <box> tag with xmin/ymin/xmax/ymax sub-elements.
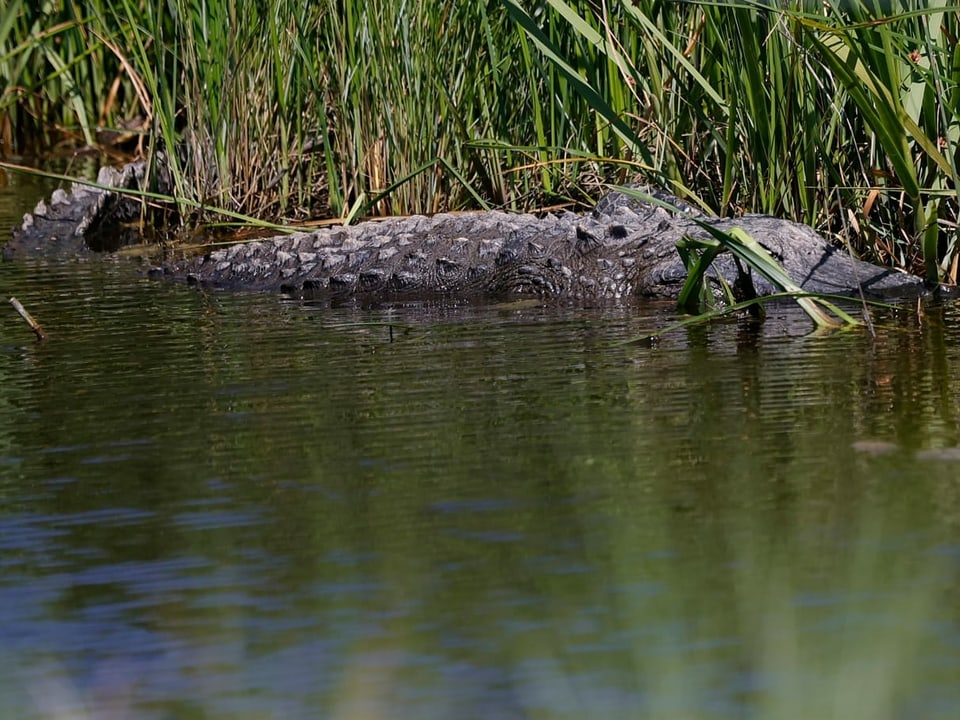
<box><xmin>625</xmin><ymin>290</ymin><xmax>893</xmax><ymax>344</ymax></box>
<box><xmin>616</xmin><ymin>184</ymin><xmax>858</xmax><ymax>329</ymax></box>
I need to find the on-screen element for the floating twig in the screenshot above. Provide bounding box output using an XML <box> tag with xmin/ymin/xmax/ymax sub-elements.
<box><xmin>9</xmin><ymin>297</ymin><xmax>46</xmax><ymax>341</ymax></box>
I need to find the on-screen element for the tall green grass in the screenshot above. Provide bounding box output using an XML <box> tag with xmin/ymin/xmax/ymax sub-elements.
<box><xmin>2</xmin><ymin>0</ymin><xmax>958</xmax><ymax>281</ymax></box>
<box><xmin>1</xmin><ymin>0</ymin><xmax>112</xmax><ymax>149</ymax></box>
<box><xmin>506</xmin><ymin>0</ymin><xmax>959</xmax><ymax>282</ymax></box>
<box><xmin>0</xmin><ymin>0</ymin><xmax>690</xmax><ymax>220</ymax></box>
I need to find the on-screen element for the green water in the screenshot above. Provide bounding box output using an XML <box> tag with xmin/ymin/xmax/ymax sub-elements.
<box><xmin>1</xmin><ymin>178</ymin><xmax>960</xmax><ymax>719</ymax></box>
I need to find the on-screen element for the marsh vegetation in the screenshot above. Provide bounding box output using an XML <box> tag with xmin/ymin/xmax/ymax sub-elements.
<box><xmin>1</xmin><ymin>0</ymin><xmax>958</xmax><ymax>282</ymax></box>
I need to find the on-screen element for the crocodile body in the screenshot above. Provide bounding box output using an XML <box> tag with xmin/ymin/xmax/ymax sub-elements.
<box><xmin>163</xmin><ymin>192</ymin><xmax>923</xmax><ymax>302</ymax></box>
<box><xmin>5</xmin><ymin>162</ymin><xmax>926</xmax><ymax>302</ymax></box>
<box><xmin>3</xmin><ymin>163</ymin><xmax>146</xmax><ymax>258</ymax></box>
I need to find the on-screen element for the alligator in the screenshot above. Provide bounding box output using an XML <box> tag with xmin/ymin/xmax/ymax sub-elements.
<box><xmin>4</xmin><ymin>161</ymin><xmax>927</xmax><ymax>303</ymax></box>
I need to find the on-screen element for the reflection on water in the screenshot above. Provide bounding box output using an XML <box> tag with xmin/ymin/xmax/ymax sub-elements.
<box><xmin>2</xmin><ymin>197</ymin><xmax>960</xmax><ymax>717</ymax></box>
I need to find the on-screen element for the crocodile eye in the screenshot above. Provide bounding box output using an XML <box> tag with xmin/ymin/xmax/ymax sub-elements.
<box><xmin>608</xmin><ymin>224</ymin><xmax>627</xmax><ymax>239</ymax></box>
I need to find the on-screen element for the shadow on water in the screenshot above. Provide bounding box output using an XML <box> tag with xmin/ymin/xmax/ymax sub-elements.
<box><xmin>2</xmin><ymin>181</ymin><xmax>960</xmax><ymax>717</ymax></box>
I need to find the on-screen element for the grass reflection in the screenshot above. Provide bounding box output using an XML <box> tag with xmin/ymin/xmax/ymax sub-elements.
<box><xmin>288</xmin><ymin>478</ymin><xmax>954</xmax><ymax>720</ymax></box>
<box><xmin>491</xmin><ymin>497</ymin><xmax>952</xmax><ymax>720</ymax></box>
